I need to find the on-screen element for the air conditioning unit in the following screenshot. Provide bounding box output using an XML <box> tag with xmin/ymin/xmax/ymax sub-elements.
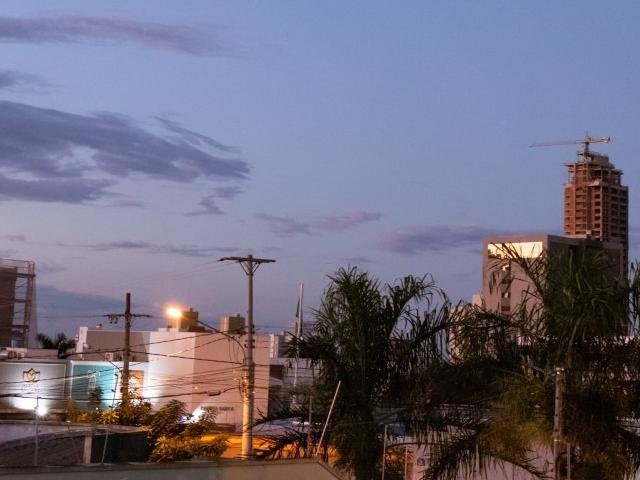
<box><xmin>105</xmin><ymin>352</ymin><xmax>114</xmax><ymax>362</ymax></box>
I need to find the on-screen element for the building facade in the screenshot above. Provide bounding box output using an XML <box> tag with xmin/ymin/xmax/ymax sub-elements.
<box><xmin>481</xmin><ymin>234</ymin><xmax>625</xmax><ymax>316</ymax></box>
<box><xmin>563</xmin><ymin>148</ymin><xmax>628</xmax><ymax>269</ymax></box>
<box><xmin>73</xmin><ymin>326</ymin><xmax>272</xmax><ymax>427</ymax></box>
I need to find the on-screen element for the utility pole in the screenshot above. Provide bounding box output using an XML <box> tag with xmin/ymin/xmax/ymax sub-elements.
<box><xmin>106</xmin><ymin>293</ymin><xmax>150</xmax><ymax>405</ymax></box>
<box><xmin>307</xmin><ymin>394</ymin><xmax>313</xmax><ymax>457</ymax></box>
<box><xmin>219</xmin><ymin>254</ymin><xmax>275</xmax><ymax>459</ymax></box>
<box><xmin>381</xmin><ymin>423</ymin><xmax>388</xmax><ymax>480</ymax></box>
<box><xmin>553</xmin><ymin>366</ymin><xmax>566</xmax><ymax>480</ymax></box>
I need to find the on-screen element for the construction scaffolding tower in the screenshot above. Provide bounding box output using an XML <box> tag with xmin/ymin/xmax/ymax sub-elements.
<box><xmin>564</xmin><ymin>150</ymin><xmax>628</xmax><ymax>276</ymax></box>
<box><xmin>0</xmin><ymin>259</ymin><xmax>36</xmax><ymax>348</ymax></box>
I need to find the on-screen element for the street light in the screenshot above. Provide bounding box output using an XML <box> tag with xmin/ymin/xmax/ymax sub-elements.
<box><xmin>34</xmin><ymin>396</ymin><xmax>47</xmax><ymax>466</ymax></box>
<box><xmin>164</xmin><ymin>305</ymin><xmax>248</xmax><ymax>412</ymax></box>
<box><xmin>165</xmin><ymin>306</ymin><xmax>182</xmax><ymax>319</ymax></box>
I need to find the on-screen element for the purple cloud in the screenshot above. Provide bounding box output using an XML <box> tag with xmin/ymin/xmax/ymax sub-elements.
<box><xmin>156</xmin><ymin>117</ymin><xmax>239</xmax><ymax>152</ymax></box>
<box><xmin>0</xmin><ymin>101</ymin><xmax>249</xmax><ymax>203</ymax></box>
<box><xmin>255</xmin><ymin>213</ymin><xmax>311</xmax><ymax>237</ymax></box>
<box><xmin>380</xmin><ymin>225</ymin><xmax>498</xmax><ymax>255</ymax></box>
<box><xmin>36</xmin><ymin>260</ymin><xmax>67</xmax><ymax>275</ymax></box>
<box><xmin>186</xmin><ymin>194</ymin><xmax>224</xmax><ymax>216</ymax></box>
<box><xmin>0</xmin><ymin>16</ymin><xmax>227</xmax><ymax>55</ymax></box>
<box><xmin>36</xmin><ymin>285</ymin><xmax>125</xmax><ymax>336</ymax></box>
<box><xmin>213</xmin><ymin>185</ymin><xmax>243</xmax><ymax>199</ymax></box>
<box><xmin>5</xmin><ymin>234</ymin><xmax>26</xmax><ymax>242</ymax></box>
<box><xmin>315</xmin><ymin>211</ymin><xmax>381</xmax><ymax>231</ymax></box>
<box><xmin>84</xmin><ymin>240</ymin><xmax>233</xmax><ymax>258</ymax></box>
<box><xmin>0</xmin><ymin>69</ymin><xmax>49</xmax><ymax>90</ymax></box>
<box><xmin>339</xmin><ymin>255</ymin><xmax>375</xmax><ymax>265</ymax></box>
<box><xmin>0</xmin><ymin>174</ymin><xmax>114</xmax><ymax>203</ymax></box>
<box><xmin>186</xmin><ymin>185</ymin><xmax>243</xmax><ymax>216</ymax></box>
<box><xmin>107</xmin><ymin>199</ymin><xmax>145</xmax><ymax>208</ymax></box>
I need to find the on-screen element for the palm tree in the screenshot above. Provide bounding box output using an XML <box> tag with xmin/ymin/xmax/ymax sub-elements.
<box><xmin>295</xmin><ymin>267</ymin><xmax>452</xmax><ymax>480</ymax></box>
<box><xmin>36</xmin><ymin>332</ymin><xmax>76</xmax><ymax>357</ymax></box>
<box><xmin>414</xmin><ymin>245</ymin><xmax>640</xmax><ymax>480</ymax></box>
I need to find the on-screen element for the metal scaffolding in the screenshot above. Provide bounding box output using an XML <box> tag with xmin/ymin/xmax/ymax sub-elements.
<box><xmin>0</xmin><ymin>259</ymin><xmax>36</xmax><ymax>348</ymax></box>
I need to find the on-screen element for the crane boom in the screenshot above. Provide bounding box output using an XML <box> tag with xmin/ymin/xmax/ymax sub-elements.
<box><xmin>529</xmin><ymin>132</ymin><xmax>611</xmax><ymax>154</ymax></box>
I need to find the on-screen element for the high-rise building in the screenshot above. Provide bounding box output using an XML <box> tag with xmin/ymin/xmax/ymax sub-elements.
<box><xmin>563</xmin><ymin>147</ymin><xmax>628</xmax><ymax>270</ymax></box>
<box><xmin>480</xmin><ymin>234</ymin><xmax>624</xmax><ymax>316</ymax></box>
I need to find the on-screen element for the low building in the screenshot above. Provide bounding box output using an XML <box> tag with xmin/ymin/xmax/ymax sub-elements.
<box><xmin>74</xmin><ymin>325</ymin><xmax>271</xmax><ymax>427</ymax></box>
<box><xmin>480</xmin><ymin>233</ymin><xmax>625</xmax><ymax>316</ymax></box>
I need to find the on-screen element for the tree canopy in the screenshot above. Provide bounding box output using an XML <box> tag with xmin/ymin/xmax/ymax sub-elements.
<box><xmin>36</xmin><ymin>332</ymin><xmax>76</xmax><ymax>357</ymax></box>
<box><xmin>295</xmin><ymin>267</ymin><xmax>453</xmax><ymax>480</ymax></box>
<box><xmin>271</xmin><ymin>249</ymin><xmax>640</xmax><ymax>480</ymax></box>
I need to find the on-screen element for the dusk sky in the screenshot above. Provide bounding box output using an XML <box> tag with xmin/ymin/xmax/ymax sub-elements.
<box><xmin>1</xmin><ymin>1</ymin><xmax>639</xmax><ymax>337</ymax></box>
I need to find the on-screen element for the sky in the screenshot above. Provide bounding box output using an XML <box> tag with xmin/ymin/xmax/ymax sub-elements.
<box><xmin>1</xmin><ymin>1</ymin><xmax>639</xmax><ymax>337</ymax></box>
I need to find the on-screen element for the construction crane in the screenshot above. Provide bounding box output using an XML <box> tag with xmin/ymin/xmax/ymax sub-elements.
<box><xmin>529</xmin><ymin>132</ymin><xmax>611</xmax><ymax>155</ymax></box>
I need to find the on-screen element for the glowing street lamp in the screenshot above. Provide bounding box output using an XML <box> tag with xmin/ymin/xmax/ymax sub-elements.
<box><xmin>165</xmin><ymin>306</ymin><xmax>183</xmax><ymax>329</ymax></box>
<box><xmin>165</xmin><ymin>306</ymin><xmax>182</xmax><ymax>320</ymax></box>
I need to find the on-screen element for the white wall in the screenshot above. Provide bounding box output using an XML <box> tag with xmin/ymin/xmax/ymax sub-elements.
<box><xmin>73</xmin><ymin>328</ymin><xmax>272</xmax><ymax>429</ymax></box>
<box><xmin>0</xmin><ymin>459</ymin><xmax>346</xmax><ymax>480</ymax></box>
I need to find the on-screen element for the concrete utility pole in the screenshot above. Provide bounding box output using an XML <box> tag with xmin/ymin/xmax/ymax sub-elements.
<box><xmin>553</xmin><ymin>366</ymin><xmax>566</xmax><ymax>480</ymax></box>
<box><xmin>106</xmin><ymin>293</ymin><xmax>150</xmax><ymax>405</ymax></box>
<box><xmin>307</xmin><ymin>394</ymin><xmax>313</xmax><ymax>457</ymax></box>
<box><xmin>219</xmin><ymin>255</ymin><xmax>275</xmax><ymax>459</ymax></box>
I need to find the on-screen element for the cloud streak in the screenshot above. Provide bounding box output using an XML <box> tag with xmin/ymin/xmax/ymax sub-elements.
<box><xmin>36</xmin><ymin>260</ymin><xmax>67</xmax><ymax>275</ymax></box>
<box><xmin>5</xmin><ymin>234</ymin><xmax>26</xmax><ymax>242</ymax></box>
<box><xmin>107</xmin><ymin>199</ymin><xmax>145</xmax><ymax>209</ymax></box>
<box><xmin>0</xmin><ymin>174</ymin><xmax>114</xmax><ymax>203</ymax></box>
<box><xmin>85</xmin><ymin>240</ymin><xmax>230</xmax><ymax>258</ymax></box>
<box><xmin>186</xmin><ymin>186</ymin><xmax>243</xmax><ymax>216</ymax></box>
<box><xmin>315</xmin><ymin>211</ymin><xmax>381</xmax><ymax>231</ymax></box>
<box><xmin>0</xmin><ymin>69</ymin><xmax>49</xmax><ymax>90</ymax></box>
<box><xmin>338</xmin><ymin>255</ymin><xmax>375</xmax><ymax>265</ymax></box>
<box><xmin>0</xmin><ymin>16</ymin><xmax>226</xmax><ymax>55</ymax></box>
<box><xmin>379</xmin><ymin>225</ymin><xmax>499</xmax><ymax>255</ymax></box>
<box><xmin>255</xmin><ymin>210</ymin><xmax>382</xmax><ymax>237</ymax></box>
<box><xmin>0</xmin><ymin>101</ymin><xmax>249</xmax><ymax>203</ymax></box>
<box><xmin>255</xmin><ymin>213</ymin><xmax>311</xmax><ymax>237</ymax></box>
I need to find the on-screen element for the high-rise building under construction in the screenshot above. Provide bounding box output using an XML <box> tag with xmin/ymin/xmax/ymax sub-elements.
<box><xmin>0</xmin><ymin>259</ymin><xmax>36</xmax><ymax>347</ymax></box>
<box><xmin>563</xmin><ymin>145</ymin><xmax>628</xmax><ymax>272</ymax></box>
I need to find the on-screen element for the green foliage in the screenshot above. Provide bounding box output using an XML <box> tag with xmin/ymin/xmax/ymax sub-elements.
<box><xmin>36</xmin><ymin>332</ymin><xmax>76</xmax><ymax>357</ymax></box>
<box><xmin>148</xmin><ymin>399</ymin><xmax>188</xmax><ymax>442</ymax></box>
<box><xmin>292</xmin><ymin>267</ymin><xmax>452</xmax><ymax>480</ymax></box>
<box><xmin>148</xmin><ymin>400</ymin><xmax>227</xmax><ymax>462</ymax></box>
<box><xmin>65</xmin><ymin>388</ymin><xmax>104</xmax><ymax>423</ymax></box>
<box><xmin>99</xmin><ymin>407</ymin><xmax>119</xmax><ymax>424</ymax></box>
<box><xmin>183</xmin><ymin>407</ymin><xmax>218</xmax><ymax>437</ymax></box>
<box><xmin>265</xmin><ymin>253</ymin><xmax>640</xmax><ymax>479</ymax></box>
<box><xmin>116</xmin><ymin>395</ymin><xmax>153</xmax><ymax>426</ymax></box>
<box><xmin>150</xmin><ymin>435</ymin><xmax>228</xmax><ymax>462</ymax></box>
<box><xmin>88</xmin><ymin>386</ymin><xmax>103</xmax><ymax>411</ymax></box>
<box><xmin>418</xmin><ymin>247</ymin><xmax>640</xmax><ymax>479</ymax></box>
<box><xmin>95</xmin><ymin>394</ymin><xmax>152</xmax><ymax>426</ymax></box>
<box><xmin>64</xmin><ymin>396</ymin><xmax>82</xmax><ymax>422</ymax></box>
<box><xmin>60</xmin><ymin>392</ymin><xmax>227</xmax><ymax>463</ymax></box>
